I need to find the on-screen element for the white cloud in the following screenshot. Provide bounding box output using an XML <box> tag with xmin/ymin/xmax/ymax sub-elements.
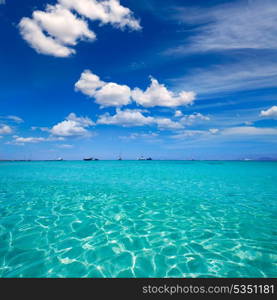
<box><xmin>0</xmin><ymin>125</ymin><xmax>12</xmax><ymax>134</ymax></box>
<box><xmin>19</xmin><ymin>5</ymin><xmax>95</xmax><ymax>57</ymax></box>
<box><xmin>13</xmin><ymin>136</ymin><xmax>47</xmax><ymax>143</ymax></box>
<box><xmin>171</xmin><ymin>130</ymin><xmax>206</xmax><ymax>139</ymax></box>
<box><xmin>180</xmin><ymin>112</ymin><xmax>210</xmax><ymax>125</ymax></box>
<box><xmin>8</xmin><ymin>113</ymin><xmax>94</xmax><ymax>145</ymax></box>
<box><xmin>171</xmin><ymin>126</ymin><xmax>277</xmax><ymax>140</ymax></box>
<box><xmin>59</xmin><ymin>0</ymin><xmax>141</xmax><ymax>30</ymax></box>
<box><xmin>222</xmin><ymin>126</ymin><xmax>277</xmax><ymax>136</ymax></box>
<box><xmin>50</xmin><ymin>113</ymin><xmax>94</xmax><ymax>136</ymax></box>
<box><xmin>174</xmin><ymin>110</ymin><xmax>183</xmax><ymax>117</ymax></box>
<box><xmin>173</xmin><ymin>0</ymin><xmax>277</xmax><ymax>53</ymax></box>
<box><xmin>76</xmin><ymin>70</ymin><xmax>196</xmax><ymax>108</ymax></box>
<box><xmin>132</xmin><ymin>77</ymin><xmax>195</xmax><ymax>107</ymax></box>
<box><xmin>75</xmin><ymin>70</ymin><xmax>132</xmax><ymax>107</ymax></box>
<box><xmin>66</xmin><ymin>112</ymin><xmax>94</xmax><ymax>126</ymax></box>
<box><xmin>94</xmin><ymin>83</ymin><xmax>132</xmax><ymax>107</ymax></box>
<box><xmin>260</xmin><ymin>106</ymin><xmax>277</xmax><ymax>118</ymax></box>
<box><xmin>10</xmin><ymin>135</ymin><xmax>64</xmax><ymax>145</ymax></box>
<box><xmin>32</xmin><ymin>127</ymin><xmax>79</xmax><ymax>138</ymax></box>
<box><xmin>19</xmin><ymin>17</ymin><xmax>74</xmax><ymax>57</ymax></box>
<box><xmin>33</xmin><ymin>4</ymin><xmax>95</xmax><ymax>46</ymax></box>
<box><xmin>19</xmin><ymin>1</ymin><xmax>140</xmax><ymax>57</ymax></box>
<box><xmin>97</xmin><ymin>108</ymin><xmax>184</xmax><ymax>130</ymax></box>
<box><xmin>97</xmin><ymin>108</ymin><xmax>154</xmax><ymax>127</ymax></box>
<box><xmin>75</xmin><ymin>70</ymin><xmax>105</xmax><ymax>96</ymax></box>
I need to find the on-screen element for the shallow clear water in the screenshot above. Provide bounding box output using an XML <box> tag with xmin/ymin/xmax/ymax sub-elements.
<box><xmin>0</xmin><ymin>161</ymin><xmax>276</xmax><ymax>278</ymax></box>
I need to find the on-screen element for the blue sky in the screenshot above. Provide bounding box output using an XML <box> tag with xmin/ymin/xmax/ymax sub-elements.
<box><xmin>0</xmin><ymin>0</ymin><xmax>277</xmax><ymax>160</ymax></box>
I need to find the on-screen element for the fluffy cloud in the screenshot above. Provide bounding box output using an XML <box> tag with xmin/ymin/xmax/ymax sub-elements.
<box><xmin>132</xmin><ymin>77</ymin><xmax>195</xmax><ymax>107</ymax></box>
<box><xmin>59</xmin><ymin>0</ymin><xmax>141</xmax><ymax>30</ymax></box>
<box><xmin>75</xmin><ymin>70</ymin><xmax>105</xmax><ymax>96</ymax></box>
<box><xmin>33</xmin><ymin>5</ymin><xmax>95</xmax><ymax>45</ymax></box>
<box><xmin>19</xmin><ymin>1</ymin><xmax>140</xmax><ymax>57</ymax></box>
<box><xmin>97</xmin><ymin>108</ymin><xmax>184</xmax><ymax>130</ymax></box>
<box><xmin>75</xmin><ymin>70</ymin><xmax>132</xmax><ymax>107</ymax></box>
<box><xmin>94</xmin><ymin>83</ymin><xmax>132</xmax><ymax>107</ymax></box>
<box><xmin>8</xmin><ymin>113</ymin><xmax>94</xmax><ymax>145</ymax></box>
<box><xmin>0</xmin><ymin>125</ymin><xmax>12</xmax><ymax>134</ymax></box>
<box><xmin>50</xmin><ymin>113</ymin><xmax>94</xmax><ymax>136</ymax></box>
<box><xmin>19</xmin><ymin>4</ymin><xmax>95</xmax><ymax>57</ymax></box>
<box><xmin>260</xmin><ymin>106</ymin><xmax>277</xmax><ymax>118</ymax></box>
<box><xmin>76</xmin><ymin>70</ymin><xmax>196</xmax><ymax>108</ymax></box>
<box><xmin>97</xmin><ymin>108</ymin><xmax>154</xmax><ymax>127</ymax></box>
<box><xmin>66</xmin><ymin>112</ymin><xmax>94</xmax><ymax>126</ymax></box>
<box><xmin>19</xmin><ymin>17</ymin><xmax>73</xmax><ymax>57</ymax></box>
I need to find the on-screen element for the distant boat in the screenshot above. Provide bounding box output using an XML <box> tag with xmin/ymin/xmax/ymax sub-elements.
<box><xmin>138</xmin><ymin>156</ymin><xmax>152</xmax><ymax>161</ymax></box>
<box><xmin>56</xmin><ymin>157</ymin><xmax>63</xmax><ymax>161</ymax></box>
<box><xmin>118</xmin><ymin>157</ymin><xmax>122</xmax><ymax>160</ymax></box>
<box><xmin>83</xmin><ymin>157</ymin><xmax>99</xmax><ymax>161</ymax></box>
<box><xmin>137</xmin><ymin>156</ymin><xmax>146</xmax><ymax>160</ymax></box>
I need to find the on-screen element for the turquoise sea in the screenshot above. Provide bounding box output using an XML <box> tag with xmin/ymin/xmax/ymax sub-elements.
<box><xmin>0</xmin><ymin>161</ymin><xmax>276</xmax><ymax>278</ymax></box>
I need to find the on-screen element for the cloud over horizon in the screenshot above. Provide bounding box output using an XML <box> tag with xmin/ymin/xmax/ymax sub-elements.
<box><xmin>75</xmin><ymin>70</ymin><xmax>196</xmax><ymax>108</ymax></box>
<box><xmin>50</xmin><ymin>113</ymin><xmax>95</xmax><ymax>136</ymax></box>
<box><xmin>96</xmin><ymin>108</ymin><xmax>183</xmax><ymax>130</ymax></box>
